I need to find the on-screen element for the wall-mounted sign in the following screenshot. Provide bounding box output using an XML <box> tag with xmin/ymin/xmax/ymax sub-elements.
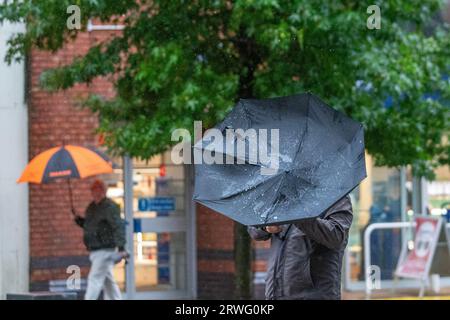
<box><xmin>138</xmin><ymin>196</ymin><xmax>175</xmax><ymax>212</ymax></box>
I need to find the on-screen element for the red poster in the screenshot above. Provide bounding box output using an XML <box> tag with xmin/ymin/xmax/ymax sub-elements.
<box><xmin>395</xmin><ymin>217</ymin><xmax>442</xmax><ymax>279</ymax></box>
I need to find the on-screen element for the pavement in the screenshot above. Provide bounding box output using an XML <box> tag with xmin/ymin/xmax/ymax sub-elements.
<box><xmin>342</xmin><ymin>287</ymin><xmax>450</xmax><ymax>300</ymax></box>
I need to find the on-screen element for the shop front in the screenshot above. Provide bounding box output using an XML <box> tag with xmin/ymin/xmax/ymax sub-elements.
<box><xmin>103</xmin><ymin>152</ymin><xmax>196</xmax><ymax>299</ymax></box>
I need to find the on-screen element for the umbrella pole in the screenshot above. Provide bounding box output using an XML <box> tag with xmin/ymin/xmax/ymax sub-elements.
<box><xmin>68</xmin><ymin>179</ymin><xmax>75</xmax><ymax>217</ymax></box>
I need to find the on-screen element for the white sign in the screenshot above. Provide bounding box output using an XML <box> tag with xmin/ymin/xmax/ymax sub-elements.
<box><xmin>395</xmin><ymin>216</ymin><xmax>443</xmax><ymax>280</ymax></box>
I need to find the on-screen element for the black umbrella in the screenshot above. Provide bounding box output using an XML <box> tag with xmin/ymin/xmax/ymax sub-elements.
<box><xmin>193</xmin><ymin>93</ymin><xmax>366</xmax><ymax>226</ymax></box>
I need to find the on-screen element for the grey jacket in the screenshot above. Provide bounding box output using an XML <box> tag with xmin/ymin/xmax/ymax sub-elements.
<box><xmin>248</xmin><ymin>195</ymin><xmax>353</xmax><ymax>300</ymax></box>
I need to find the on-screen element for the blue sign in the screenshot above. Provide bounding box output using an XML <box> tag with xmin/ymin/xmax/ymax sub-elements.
<box><xmin>133</xmin><ymin>218</ymin><xmax>142</xmax><ymax>233</ymax></box>
<box><xmin>138</xmin><ymin>197</ymin><xmax>175</xmax><ymax>212</ymax></box>
<box><xmin>157</xmin><ymin>238</ymin><xmax>170</xmax><ymax>284</ymax></box>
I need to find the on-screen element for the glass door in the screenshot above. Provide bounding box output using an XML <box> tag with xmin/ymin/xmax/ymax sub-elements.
<box><xmin>132</xmin><ymin>156</ymin><xmax>188</xmax><ymax>297</ymax></box>
<box><xmin>107</xmin><ymin>152</ymin><xmax>196</xmax><ymax>299</ymax></box>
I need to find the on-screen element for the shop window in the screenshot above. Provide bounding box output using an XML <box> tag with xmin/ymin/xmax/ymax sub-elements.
<box><xmin>347</xmin><ymin>154</ymin><xmax>404</xmax><ymax>281</ymax></box>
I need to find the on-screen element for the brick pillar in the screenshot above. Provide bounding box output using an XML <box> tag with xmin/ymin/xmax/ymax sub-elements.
<box><xmin>196</xmin><ymin>204</ymin><xmax>235</xmax><ymax>298</ymax></box>
<box><xmin>196</xmin><ymin>203</ymin><xmax>271</xmax><ymax>299</ymax></box>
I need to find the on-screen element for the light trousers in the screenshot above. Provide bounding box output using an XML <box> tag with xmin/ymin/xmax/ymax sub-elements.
<box><xmin>85</xmin><ymin>249</ymin><xmax>122</xmax><ymax>300</ymax></box>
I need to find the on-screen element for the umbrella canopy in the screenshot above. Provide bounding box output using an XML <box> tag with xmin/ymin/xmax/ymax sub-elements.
<box><xmin>193</xmin><ymin>93</ymin><xmax>366</xmax><ymax>226</ymax></box>
<box><xmin>18</xmin><ymin>144</ymin><xmax>115</xmax><ymax>216</ymax></box>
<box><xmin>17</xmin><ymin>145</ymin><xmax>114</xmax><ymax>184</ymax></box>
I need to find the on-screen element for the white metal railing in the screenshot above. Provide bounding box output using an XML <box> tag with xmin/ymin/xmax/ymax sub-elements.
<box><xmin>363</xmin><ymin>221</ymin><xmax>416</xmax><ymax>297</ymax></box>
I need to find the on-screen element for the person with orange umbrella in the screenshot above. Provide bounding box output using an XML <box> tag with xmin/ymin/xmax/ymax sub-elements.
<box><xmin>73</xmin><ymin>179</ymin><xmax>127</xmax><ymax>300</ymax></box>
<box><xmin>18</xmin><ymin>144</ymin><xmax>127</xmax><ymax>300</ymax></box>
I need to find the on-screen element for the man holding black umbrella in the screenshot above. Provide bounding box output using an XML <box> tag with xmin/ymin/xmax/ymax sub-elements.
<box><xmin>248</xmin><ymin>194</ymin><xmax>353</xmax><ymax>300</ymax></box>
<box><xmin>193</xmin><ymin>93</ymin><xmax>365</xmax><ymax>300</ymax></box>
<box><xmin>74</xmin><ymin>179</ymin><xmax>128</xmax><ymax>300</ymax></box>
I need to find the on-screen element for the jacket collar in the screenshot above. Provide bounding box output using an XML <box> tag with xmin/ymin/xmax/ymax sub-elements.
<box><xmin>275</xmin><ymin>224</ymin><xmax>292</xmax><ymax>240</ymax></box>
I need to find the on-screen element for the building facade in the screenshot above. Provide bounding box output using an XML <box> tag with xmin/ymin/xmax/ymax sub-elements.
<box><xmin>0</xmin><ymin>21</ymin><xmax>29</xmax><ymax>300</ymax></box>
<box><xmin>22</xmin><ymin>24</ymin><xmax>246</xmax><ymax>299</ymax></box>
<box><xmin>0</xmin><ymin>5</ymin><xmax>449</xmax><ymax>299</ymax></box>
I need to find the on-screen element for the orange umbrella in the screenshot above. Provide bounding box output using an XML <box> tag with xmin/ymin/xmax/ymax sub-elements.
<box><xmin>18</xmin><ymin>145</ymin><xmax>114</xmax><ymax>215</ymax></box>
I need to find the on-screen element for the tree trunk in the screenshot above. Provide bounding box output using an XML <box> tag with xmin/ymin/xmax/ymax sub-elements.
<box><xmin>234</xmin><ymin>222</ymin><xmax>253</xmax><ymax>299</ymax></box>
<box><xmin>233</xmin><ymin>37</ymin><xmax>258</xmax><ymax>299</ymax></box>
<box><xmin>233</xmin><ymin>75</ymin><xmax>255</xmax><ymax>299</ymax></box>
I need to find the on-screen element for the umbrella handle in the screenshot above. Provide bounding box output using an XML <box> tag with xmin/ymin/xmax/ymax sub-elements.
<box><xmin>67</xmin><ymin>179</ymin><xmax>76</xmax><ymax>217</ymax></box>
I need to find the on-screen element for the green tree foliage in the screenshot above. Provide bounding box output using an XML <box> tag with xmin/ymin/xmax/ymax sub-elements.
<box><xmin>2</xmin><ymin>0</ymin><xmax>449</xmax><ymax>298</ymax></box>
<box><xmin>1</xmin><ymin>1</ymin><xmax>448</xmax><ymax>177</ymax></box>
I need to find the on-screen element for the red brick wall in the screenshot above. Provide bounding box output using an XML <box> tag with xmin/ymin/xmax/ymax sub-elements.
<box><xmin>196</xmin><ymin>203</ymin><xmax>270</xmax><ymax>299</ymax></box>
<box><xmin>29</xmin><ymin>30</ymin><xmax>119</xmax><ymax>289</ymax></box>
<box><xmin>197</xmin><ymin>204</ymin><xmax>235</xmax><ymax>251</ymax></box>
<box><xmin>196</xmin><ymin>204</ymin><xmax>235</xmax><ymax>298</ymax></box>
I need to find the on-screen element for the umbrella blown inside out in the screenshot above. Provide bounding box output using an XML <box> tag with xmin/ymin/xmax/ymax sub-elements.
<box><xmin>193</xmin><ymin>93</ymin><xmax>366</xmax><ymax>226</ymax></box>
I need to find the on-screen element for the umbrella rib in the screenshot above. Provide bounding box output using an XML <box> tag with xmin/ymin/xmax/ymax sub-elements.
<box><xmin>217</xmin><ymin>170</ymin><xmax>284</xmax><ymax>201</ymax></box>
<box><xmin>291</xmin><ymin>97</ymin><xmax>310</xmax><ymax>166</ymax></box>
<box><xmin>261</xmin><ymin>172</ymin><xmax>288</xmax><ymax>224</ymax></box>
<box><xmin>194</xmin><ymin>137</ymin><xmax>264</xmax><ymax>169</ymax></box>
<box><xmin>240</xmin><ymin>99</ymin><xmax>253</xmax><ymax>130</ymax></box>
